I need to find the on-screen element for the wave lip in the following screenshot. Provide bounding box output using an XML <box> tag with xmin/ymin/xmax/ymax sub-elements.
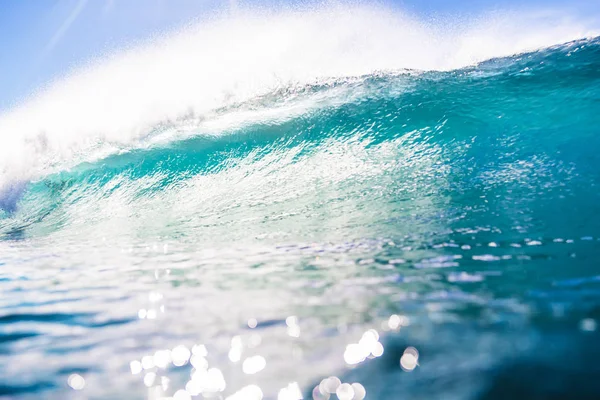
<box><xmin>0</xmin><ymin>4</ymin><xmax>598</xmax><ymax>192</ymax></box>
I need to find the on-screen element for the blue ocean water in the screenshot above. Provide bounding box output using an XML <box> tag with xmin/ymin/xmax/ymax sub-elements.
<box><xmin>1</xmin><ymin>7</ymin><xmax>600</xmax><ymax>399</ymax></box>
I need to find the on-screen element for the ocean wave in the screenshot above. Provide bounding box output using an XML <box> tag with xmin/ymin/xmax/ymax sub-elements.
<box><xmin>1</xmin><ymin>32</ymin><xmax>599</xmax><ymax>241</ymax></box>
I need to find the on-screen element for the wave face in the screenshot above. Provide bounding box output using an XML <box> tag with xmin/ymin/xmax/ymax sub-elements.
<box><xmin>2</xmin><ymin>5</ymin><xmax>600</xmax><ymax>400</ymax></box>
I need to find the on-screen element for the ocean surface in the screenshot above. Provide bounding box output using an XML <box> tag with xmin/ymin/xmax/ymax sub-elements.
<box><xmin>1</xmin><ymin>5</ymin><xmax>600</xmax><ymax>400</ymax></box>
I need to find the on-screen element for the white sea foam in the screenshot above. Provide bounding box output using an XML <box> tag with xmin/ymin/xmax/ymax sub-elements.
<box><xmin>0</xmin><ymin>3</ymin><xmax>598</xmax><ymax>190</ymax></box>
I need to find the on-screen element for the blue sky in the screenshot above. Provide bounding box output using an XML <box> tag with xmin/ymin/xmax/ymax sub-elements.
<box><xmin>0</xmin><ymin>0</ymin><xmax>598</xmax><ymax>112</ymax></box>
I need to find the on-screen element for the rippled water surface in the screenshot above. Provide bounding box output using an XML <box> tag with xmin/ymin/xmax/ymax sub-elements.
<box><xmin>1</xmin><ymin>29</ymin><xmax>600</xmax><ymax>400</ymax></box>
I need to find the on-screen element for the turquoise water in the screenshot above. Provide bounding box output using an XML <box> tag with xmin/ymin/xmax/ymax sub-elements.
<box><xmin>1</xmin><ymin>19</ymin><xmax>600</xmax><ymax>400</ymax></box>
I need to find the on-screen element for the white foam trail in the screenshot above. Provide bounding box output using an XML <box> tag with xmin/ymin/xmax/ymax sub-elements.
<box><xmin>0</xmin><ymin>4</ymin><xmax>597</xmax><ymax>189</ymax></box>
